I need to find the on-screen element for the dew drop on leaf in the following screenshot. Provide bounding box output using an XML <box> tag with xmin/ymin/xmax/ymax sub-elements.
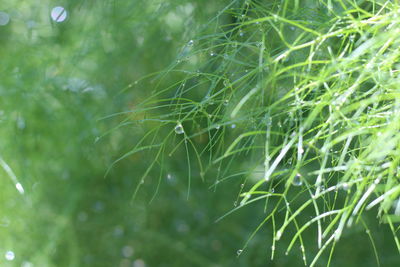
<box><xmin>341</xmin><ymin>182</ymin><xmax>349</xmax><ymax>191</ymax></box>
<box><xmin>0</xmin><ymin>11</ymin><xmax>10</xmax><ymax>26</ymax></box>
<box><xmin>292</xmin><ymin>173</ymin><xmax>302</xmax><ymax>186</ymax></box>
<box><xmin>174</xmin><ymin>123</ymin><xmax>184</xmax><ymax>134</ymax></box>
<box><xmin>15</xmin><ymin>182</ymin><xmax>24</xmax><ymax>194</ymax></box>
<box><xmin>51</xmin><ymin>6</ymin><xmax>68</xmax><ymax>23</ymax></box>
<box><xmin>5</xmin><ymin>251</ymin><xmax>15</xmax><ymax>261</ymax></box>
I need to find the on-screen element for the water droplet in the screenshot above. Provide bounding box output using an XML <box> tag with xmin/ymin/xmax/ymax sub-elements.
<box><xmin>22</xmin><ymin>261</ymin><xmax>34</xmax><ymax>267</ymax></box>
<box><xmin>292</xmin><ymin>173</ymin><xmax>302</xmax><ymax>186</ymax></box>
<box><xmin>264</xmin><ymin>115</ymin><xmax>272</xmax><ymax>126</ymax></box>
<box><xmin>51</xmin><ymin>6</ymin><xmax>68</xmax><ymax>23</ymax></box>
<box><xmin>5</xmin><ymin>251</ymin><xmax>15</xmax><ymax>261</ymax></box>
<box><xmin>93</xmin><ymin>201</ymin><xmax>104</xmax><ymax>212</ymax></box>
<box><xmin>15</xmin><ymin>182</ymin><xmax>24</xmax><ymax>194</ymax></box>
<box><xmin>17</xmin><ymin>116</ymin><xmax>26</xmax><ymax>129</ymax></box>
<box><xmin>0</xmin><ymin>11</ymin><xmax>10</xmax><ymax>26</ymax></box>
<box><xmin>215</xmin><ymin>125</ymin><xmax>220</xmax><ymax>130</ymax></box>
<box><xmin>240</xmin><ymin>183</ymin><xmax>244</xmax><ymax>188</ymax></box>
<box><xmin>231</xmin><ymin>124</ymin><xmax>236</xmax><ymax>129</ymax></box>
<box><xmin>223</xmin><ymin>99</ymin><xmax>229</xmax><ymax>106</ymax></box>
<box><xmin>239</xmin><ymin>31</ymin><xmax>244</xmax><ymax>37</ymax></box>
<box><xmin>133</xmin><ymin>259</ymin><xmax>146</xmax><ymax>267</ymax></box>
<box><xmin>167</xmin><ymin>174</ymin><xmax>172</xmax><ymax>180</ymax></box>
<box><xmin>122</xmin><ymin>245</ymin><xmax>134</xmax><ymax>258</ymax></box>
<box><xmin>341</xmin><ymin>183</ymin><xmax>349</xmax><ymax>191</ymax></box>
<box><xmin>113</xmin><ymin>225</ymin><xmax>124</xmax><ymax>237</ymax></box>
<box><xmin>276</xmin><ymin>230</ymin><xmax>282</xmax><ymax>240</ymax></box>
<box><xmin>174</xmin><ymin>123</ymin><xmax>184</xmax><ymax>134</ymax></box>
<box><xmin>187</xmin><ymin>40</ymin><xmax>194</xmax><ymax>46</ymax></box>
<box><xmin>236</xmin><ymin>249</ymin><xmax>243</xmax><ymax>256</ymax></box>
<box><xmin>210</xmin><ymin>51</ymin><xmax>216</xmax><ymax>57</ymax></box>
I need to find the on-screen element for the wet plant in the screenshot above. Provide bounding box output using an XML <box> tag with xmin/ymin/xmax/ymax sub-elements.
<box><xmin>108</xmin><ymin>0</ymin><xmax>400</xmax><ymax>265</ymax></box>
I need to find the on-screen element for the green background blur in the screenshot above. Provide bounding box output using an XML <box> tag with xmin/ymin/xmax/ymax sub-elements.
<box><xmin>0</xmin><ymin>1</ymin><xmax>398</xmax><ymax>266</ymax></box>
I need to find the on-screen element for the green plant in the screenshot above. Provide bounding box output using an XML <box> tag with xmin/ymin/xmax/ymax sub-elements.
<box><xmin>0</xmin><ymin>1</ymin><xmax>227</xmax><ymax>266</ymax></box>
<box><xmin>112</xmin><ymin>0</ymin><xmax>400</xmax><ymax>265</ymax></box>
<box><xmin>2</xmin><ymin>0</ymin><xmax>400</xmax><ymax>266</ymax></box>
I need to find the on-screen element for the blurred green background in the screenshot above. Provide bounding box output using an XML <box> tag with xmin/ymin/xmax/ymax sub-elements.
<box><xmin>0</xmin><ymin>1</ymin><xmax>399</xmax><ymax>266</ymax></box>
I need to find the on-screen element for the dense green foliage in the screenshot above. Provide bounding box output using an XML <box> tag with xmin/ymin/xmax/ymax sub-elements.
<box><xmin>1</xmin><ymin>0</ymin><xmax>400</xmax><ymax>266</ymax></box>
